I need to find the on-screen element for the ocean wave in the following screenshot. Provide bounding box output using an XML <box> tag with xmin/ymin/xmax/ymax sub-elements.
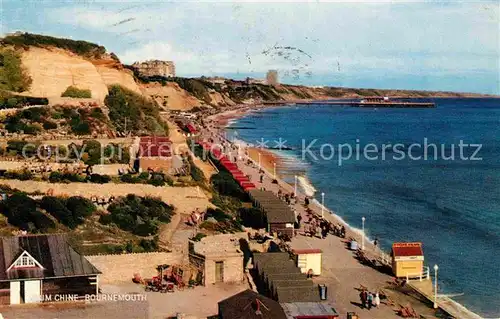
<box><xmin>298</xmin><ymin>175</ymin><xmax>317</xmax><ymax>197</ymax></box>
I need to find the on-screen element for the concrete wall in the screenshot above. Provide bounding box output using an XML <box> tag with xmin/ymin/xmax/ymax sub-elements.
<box><xmin>86</xmin><ymin>252</ymin><xmax>183</xmax><ymax>284</ymax></box>
<box><xmin>204</xmin><ymin>255</ymin><xmax>244</xmax><ymax>285</ymax></box>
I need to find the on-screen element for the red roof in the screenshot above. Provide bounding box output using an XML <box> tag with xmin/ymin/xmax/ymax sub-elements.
<box><xmin>392</xmin><ymin>242</ymin><xmax>423</xmax><ymax>257</ymax></box>
<box><xmin>186</xmin><ymin>123</ymin><xmax>197</xmax><ymax>133</ymax></box>
<box><xmin>139</xmin><ymin>136</ymin><xmax>172</xmax><ymax>158</ymax></box>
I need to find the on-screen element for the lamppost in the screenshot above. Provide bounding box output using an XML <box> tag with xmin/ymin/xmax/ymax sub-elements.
<box><xmin>433</xmin><ymin>264</ymin><xmax>439</xmax><ymax>308</ymax></box>
<box><xmin>258</xmin><ymin>152</ymin><xmax>261</xmax><ymax>170</ymax></box>
<box><xmin>294</xmin><ymin>175</ymin><xmax>298</xmax><ymax>195</ymax></box>
<box><xmin>321</xmin><ymin>192</ymin><xmax>325</xmax><ymax>219</ymax></box>
<box><xmin>273</xmin><ymin>162</ymin><xmax>276</xmax><ymax>179</ymax></box>
<box><xmin>361</xmin><ymin>216</ymin><xmax>366</xmax><ymax>250</ymax></box>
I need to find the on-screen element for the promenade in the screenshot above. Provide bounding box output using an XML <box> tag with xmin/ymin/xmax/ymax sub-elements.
<box><xmin>201</xmin><ymin>116</ymin><xmax>443</xmax><ymax>319</ymax></box>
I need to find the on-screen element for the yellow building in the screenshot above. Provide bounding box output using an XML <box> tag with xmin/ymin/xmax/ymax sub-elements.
<box><xmin>392</xmin><ymin>242</ymin><xmax>424</xmax><ymax>278</ymax></box>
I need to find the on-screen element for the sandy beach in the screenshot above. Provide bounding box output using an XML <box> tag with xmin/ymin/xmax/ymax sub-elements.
<box><xmin>201</xmin><ymin>106</ymin><xmax>481</xmax><ymax>319</ymax></box>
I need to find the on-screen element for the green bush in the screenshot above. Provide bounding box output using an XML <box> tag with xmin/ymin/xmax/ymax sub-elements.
<box><xmin>39</xmin><ymin>196</ymin><xmax>77</xmax><ymax>229</ymax></box>
<box><xmin>88</xmin><ymin>173</ymin><xmax>111</xmax><ymax>184</ymax></box>
<box><xmin>61</xmin><ymin>86</ymin><xmax>92</xmax><ymax>98</ymax></box>
<box><xmin>0</xmin><ymin>91</ymin><xmax>48</xmax><ymax>109</ymax></box>
<box><xmin>48</xmin><ymin>171</ymin><xmax>85</xmax><ymax>183</ymax></box>
<box><xmin>239</xmin><ymin>207</ymin><xmax>266</xmax><ymax>229</ymax></box>
<box><xmin>0</xmin><ymin>48</ymin><xmax>32</xmax><ymax>92</ymax></box>
<box><xmin>105</xmin><ymin>84</ymin><xmax>168</xmax><ymax>135</ymax></box>
<box><xmin>43</xmin><ymin>120</ymin><xmax>58</xmax><ymax>130</ymax></box>
<box><xmin>2</xmin><ymin>33</ymin><xmax>106</xmax><ymax>59</ymax></box>
<box><xmin>0</xmin><ymin>193</ymin><xmax>55</xmax><ymax>232</ymax></box>
<box><xmin>205</xmin><ymin>208</ymin><xmax>231</xmax><ymax>222</ymax></box>
<box><xmin>211</xmin><ymin>171</ymin><xmax>246</xmax><ymax>199</ymax></box>
<box><xmin>105</xmin><ymin>194</ymin><xmax>174</xmax><ymax>236</ymax></box>
<box><xmin>3</xmin><ymin>169</ymin><xmax>33</xmax><ymax>181</ymax></box>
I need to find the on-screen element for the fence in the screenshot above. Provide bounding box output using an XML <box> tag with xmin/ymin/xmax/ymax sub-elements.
<box><xmin>405</xmin><ymin>266</ymin><xmax>430</xmax><ymax>282</ymax></box>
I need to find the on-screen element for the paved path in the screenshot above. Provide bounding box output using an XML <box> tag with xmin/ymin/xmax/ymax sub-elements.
<box><xmin>199</xmin><ymin>124</ymin><xmax>442</xmax><ymax>319</ymax></box>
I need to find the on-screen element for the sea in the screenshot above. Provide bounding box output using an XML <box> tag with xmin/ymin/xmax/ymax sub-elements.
<box><xmin>227</xmin><ymin>98</ymin><xmax>500</xmax><ymax>318</ymax></box>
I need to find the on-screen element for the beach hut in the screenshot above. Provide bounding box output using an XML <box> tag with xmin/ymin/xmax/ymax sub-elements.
<box><xmin>248</xmin><ymin>190</ymin><xmax>296</xmax><ymax>238</ymax></box>
<box><xmin>392</xmin><ymin>242</ymin><xmax>425</xmax><ymax>278</ymax></box>
<box><xmin>293</xmin><ymin>249</ymin><xmax>323</xmax><ymax>276</ymax></box>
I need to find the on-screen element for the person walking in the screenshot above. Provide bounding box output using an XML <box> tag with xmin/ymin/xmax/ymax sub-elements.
<box><xmin>360</xmin><ymin>289</ymin><xmax>367</xmax><ymax>309</ymax></box>
<box><xmin>374</xmin><ymin>292</ymin><xmax>381</xmax><ymax>308</ymax></box>
<box><xmin>367</xmin><ymin>292</ymin><xmax>373</xmax><ymax>310</ymax></box>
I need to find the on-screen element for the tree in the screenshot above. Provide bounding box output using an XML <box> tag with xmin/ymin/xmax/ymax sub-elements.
<box><xmin>39</xmin><ymin>196</ymin><xmax>77</xmax><ymax>229</ymax></box>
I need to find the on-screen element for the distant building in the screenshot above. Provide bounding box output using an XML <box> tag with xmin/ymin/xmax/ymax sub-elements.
<box><xmin>266</xmin><ymin>70</ymin><xmax>279</xmax><ymax>86</ymax></box>
<box><xmin>132</xmin><ymin>60</ymin><xmax>175</xmax><ymax>78</ymax></box>
<box><xmin>0</xmin><ymin>234</ymin><xmax>100</xmax><ymax>305</ymax></box>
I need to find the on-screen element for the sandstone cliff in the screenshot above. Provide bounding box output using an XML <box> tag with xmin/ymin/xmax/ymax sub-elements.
<box><xmin>18</xmin><ymin>47</ymin><xmax>141</xmax><ymax>103</ymax></box>
<box><xmin>2</xmin><ymin>33</ymin><xmax>492</xmax><ymax>112</ymax></box>
<box><xmin>21</xmin><ymin>47</ymin><xmax>109</xmax><ymax>101</ymax></box>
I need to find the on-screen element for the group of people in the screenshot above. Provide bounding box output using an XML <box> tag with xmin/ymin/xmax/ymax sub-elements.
<box><xmin>359</xmin><ymin>289</ymin><xmax>381</xmax><ymax>310</ymax></box>
<box><xmin>90</xmin><ymin>195</ymin><xmax>115</xmax><ymax>206</ymax></box>
<box><xmin>277</xmin><ymin>189</ymin><xmax>297</xmax><ymax>206</ymax></box>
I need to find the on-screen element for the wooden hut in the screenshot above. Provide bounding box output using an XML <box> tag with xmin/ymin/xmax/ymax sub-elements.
<box><xmin>248</xmin><ymin>190</ymin><xmax>295</xmax><ymax>237</ymax></box>
<box><xmin>392</xmin><ymin>242</ymin><xmax>424</xmax><ymax>278</ymax></box>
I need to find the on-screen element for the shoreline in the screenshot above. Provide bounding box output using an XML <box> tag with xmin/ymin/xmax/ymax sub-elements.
<box><xmin>207</xmin><ymin>104</ymin><xmax>486</xmax><ymax>319</ymax></box>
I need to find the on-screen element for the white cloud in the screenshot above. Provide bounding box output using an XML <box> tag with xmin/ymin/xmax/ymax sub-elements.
<box><xmin>46</xmin><ymin>1</ymin><xmax>499</xmax><ymax>79</ymax></box>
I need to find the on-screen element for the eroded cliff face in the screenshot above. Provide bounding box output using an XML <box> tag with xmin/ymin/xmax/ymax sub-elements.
<box><xmin>139</xmin><ymin>82</ymin><xmax>200</xmax><ymax>111</ymax></box>
<box><xmin>21</xmin><ymin>47</ymin><xmax>109</xmax><ymax>101</ymax></box>
<box><xmin>19</xmin><ymin>47</ymin><xmax>141</xmax><ymax>102</ymax></box>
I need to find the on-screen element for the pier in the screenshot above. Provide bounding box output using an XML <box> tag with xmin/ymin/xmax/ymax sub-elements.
<box><xmin>408</xmin><ymin>280</ymin><xmax>482</xmax><ymax>319</ymax></box>
<box><xmin>263</xmin><ymin>97</ymin><xmax>436</xmax><ymax>108</ymax></box>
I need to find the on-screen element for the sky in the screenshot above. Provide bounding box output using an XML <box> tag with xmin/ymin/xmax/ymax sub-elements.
<box><xmin>1</xmin><ymin>0</ymin><xmax>499</xmax><ymax>94</ymax></box>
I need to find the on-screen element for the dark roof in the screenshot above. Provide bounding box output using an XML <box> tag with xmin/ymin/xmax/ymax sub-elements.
<box><xmin>281</xmin><ymin>302</ymin><xmax>339</xmax><ymax>318</ymax></box>
<box><xmin>253</xmin><ymin>253</ymin><xmax>320</xmax><ymax>303</ymax></box>
<box><xmin>218</xmin><ymin>289</ymin><xmax>287</xmax><ymax>319</ymax></box>
<box><xmin>0</xmin><ymin>234</ymin><xmax>101</xmax><ymax>281</ymax></box>
<box><xmin>248</xmin><ymin>190</ymin><xmax>295</xmax><ymax>223</ymax></box>
<box><xmin>392</xmin><ymin>242</ymin><xmax>423</xmax><ymax>257</ymax></box>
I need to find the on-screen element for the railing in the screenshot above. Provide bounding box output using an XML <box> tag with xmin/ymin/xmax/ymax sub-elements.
<box><xmin>405</xmin><ymin>266</ymin><xmax>430</xmax><ymax>282</ymax></box>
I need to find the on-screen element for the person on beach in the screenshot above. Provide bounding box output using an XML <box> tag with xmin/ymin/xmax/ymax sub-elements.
<box><xmin>374</xmin><ymin>237</ymin><xmax>379</xmax><ymax>248</ymax></box>
<box><xmin>297</xmin><ymin>214</ymin><xmax>302</xmax><ymax>227</ymax></box>
<box><xmin>374</xmin><ymin>292</ymin><xmax>381</xmax><ymax>308</ymax></box>
<box><xmin>304</xmin><ymin>196</ymin><xmax>310</xmax><ymax>207</ymax></box>
<box><xmin>360</xmin><ymin>290</ymin><xmax>367</xmax><ymax>309</ymax></box>
<box><xmin>260</xmin><ymin>174</ymin><xmax>264</xmax><ymax>183</ymax></box>
<box><xmin>367</xmin><ymin>292</ymin><xmax>373</xmax><ymax>310</ymax></box>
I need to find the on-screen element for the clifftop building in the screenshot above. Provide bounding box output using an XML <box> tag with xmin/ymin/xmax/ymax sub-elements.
<box><xmin>266</xmin><ymin>70</ymin><xmax>278</xmax><ymax>86</ymax></box>
<box><xmin>132</xmin><ymin>60</ymin><xmax>175</xmax><ymax>78</ymax></box>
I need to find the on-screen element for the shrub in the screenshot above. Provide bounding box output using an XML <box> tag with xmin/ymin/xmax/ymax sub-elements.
<box><xmin>106</xmin><ymin>195</ymin><xmax>174</xmax><ymax>236</ymax></box>
<box><xmin>39</xmin><ymin>196</ymin><xmax>77</xmax><ymax>229</ymax></box>
<box><xmin>61</xmin><ymin>86</ymin><xmax>92</xmax><ymax>98</ymax></box>
<box><xmin>239</xmin><ymin>207</ymin><xmax>266</xmax><ymax>229</ymax></box>
<box><xmin>0</xmin><ymin>193</ymin><xmax>55</xmax><ymax>232</ymax></box>
<box><xmin>66</xmin><ymin>196</ymin><xmax>96</xmax><ymax>220</ymax></box>
<box><xmin>3</xmin><ymin>169</ymin><xmax>33</xmax><ymax>181</ymax></box>
<box><xmin>88</xmin><ymin>173</ymin><xmax>111</xmax><ymax>184</ymax></box>
<box><xmin>189</xmin><ymin>156</ymin><xmax>205</xmax><ymax>183</ymax></box>
<box><xmin>105</xmin><ymin>84</ymin><xmax>168</xmax><ymax>135</ymax></box>
<box><xmin>205</xmin><ymin>208</ymin><xmax>231</xmax><ymax>222</ymax></box>
<box><xmin>211</xmin><ymin>171</ymin><xmax>246</xmax><ymax>199</ymax></box>
<box><xmin>0</xmin><ymin>48</ymin><xmax>32</xmax><ymax>92</ymax></box>
<box><xmin>42</xmin><ymin>120</ymin><xmax>58</xmax><ymax>130</ymax></box>
<box><xmin>2</xmin><ymin>33</ymin><xmax>106</xmax><ymax>59</ymax></box>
